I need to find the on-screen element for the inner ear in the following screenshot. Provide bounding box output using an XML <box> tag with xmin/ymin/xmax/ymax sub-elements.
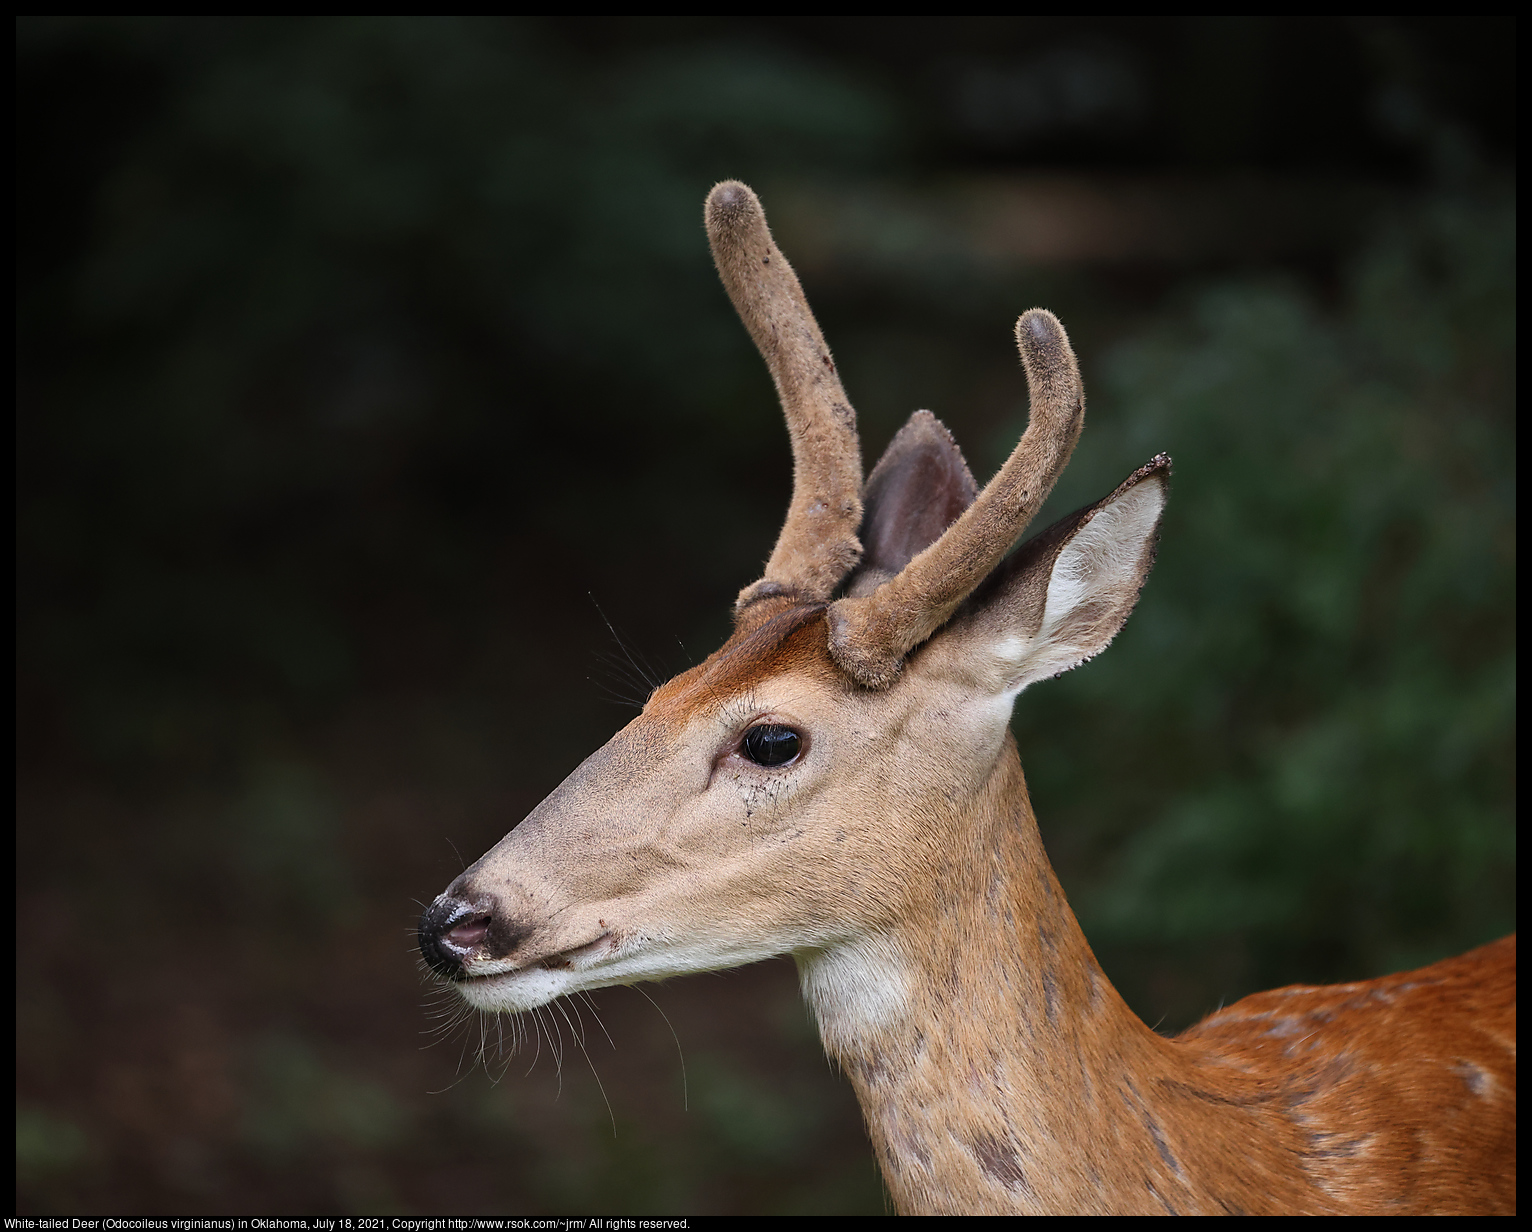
<box><xmin>846</xmin><ymin>411</ymin><xmax>978</xmax><ymax>598</ymax></box>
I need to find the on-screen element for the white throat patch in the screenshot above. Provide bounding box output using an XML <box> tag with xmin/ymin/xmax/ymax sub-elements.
<box><xmin>796</xmin><ymin>933</ymin><xmax>912</xmax><ymax>1055</ymax></box>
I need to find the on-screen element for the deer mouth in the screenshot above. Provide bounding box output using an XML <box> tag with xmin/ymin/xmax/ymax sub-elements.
<box><xmin>463</xmin><ymin>930</ymin><xmax>614</xmax><ymax>979</ymax></box>
<box><xmin>531</xmin><ymin>930</ymin><xmax>614</xmax><ymax>971</ymax></box>
<box><xmin>452</xmin><ymin>931</ymin><xmax>619</xmax><ymax>1014</ymax></box>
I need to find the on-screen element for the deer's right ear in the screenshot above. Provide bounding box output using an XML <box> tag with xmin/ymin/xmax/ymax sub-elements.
<box><xmin>944</xmin><ymin>456</ymin><xmax>1170</xmax><ymax>698</ymax></box>
<box><xmin>845</xmin><ymin>412</ymin><xmax>979</xmax><ymax>599</ymax></box>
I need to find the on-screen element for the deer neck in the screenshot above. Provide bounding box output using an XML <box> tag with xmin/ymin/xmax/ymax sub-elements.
<box><xmin>796</xmin><ymin>738</ymin><xmax>1265</xmax><ymax>1215</ymax></box>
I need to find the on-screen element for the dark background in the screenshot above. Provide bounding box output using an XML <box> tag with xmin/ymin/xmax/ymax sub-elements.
<box><xmin>16</xmin><ymin>17</ymin><xmax>1515</xmax><ymax>1216</ymax></box>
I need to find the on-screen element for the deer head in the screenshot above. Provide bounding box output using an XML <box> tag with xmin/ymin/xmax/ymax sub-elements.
<box><xmin>416</xmin><ymin>183</ymin><xmax>1518</xmax><ymax>1218</ymax></box>
<box><xmin>417</xmin><ymin>178</ymin><xmax>1167</xmax><ymax>1025</ymax></box>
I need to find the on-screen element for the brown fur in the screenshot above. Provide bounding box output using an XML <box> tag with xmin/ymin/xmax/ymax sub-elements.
<box><xmin>647</xmin><ymin>599</ymin><xmax>839</xmax><ymax>720</ymax></box>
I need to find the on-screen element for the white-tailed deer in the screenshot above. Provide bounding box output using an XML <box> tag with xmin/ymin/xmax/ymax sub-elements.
<box><xmin>418</xmin><ymin>182</ymin><xmax>1515</xmax><ymax>1215</ymax></box>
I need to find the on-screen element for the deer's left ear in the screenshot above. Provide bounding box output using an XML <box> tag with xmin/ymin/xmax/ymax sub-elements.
<box><xmin>845</xmin><ymin>411</ymin><xmax>978</xmax><ymax>599</ymax></box>
<box><xmin>936</xmin><ymin>456</ymin><xmax>1169</xmax><ymax>697</ymax></box>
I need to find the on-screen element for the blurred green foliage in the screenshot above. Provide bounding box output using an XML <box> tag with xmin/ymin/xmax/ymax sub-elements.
<box><xmin>243</xmin><ymin>1033</ymin><xmax>411</xmax><ymax>1160</ymax></box>
<box><xmin>16</xmin><ymin>1106</ymin><xmax>97</xmax><ymax>1189</ymax></box>
<box><xmin>17</xmin><ymin>15</ymin><xmax>1513</xmax><ymax>1217</ymax></box>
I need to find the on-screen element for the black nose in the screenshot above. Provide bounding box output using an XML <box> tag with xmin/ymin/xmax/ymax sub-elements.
<box><xmin>417</xmin><ymin>895</ymin><xmax>491</xmax><ymax>980</ymax></box>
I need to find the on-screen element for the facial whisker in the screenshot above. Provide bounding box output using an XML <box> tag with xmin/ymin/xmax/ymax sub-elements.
<box><xmin>634</xmin><ymin>984</ymin><xmax>688</xmax><ymax>1112</ymax></box>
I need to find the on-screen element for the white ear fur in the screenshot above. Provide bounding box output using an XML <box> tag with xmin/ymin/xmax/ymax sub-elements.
<box><xmin>1001</xmin><ymin>473</ymin><xmax>1167</xmax><ymax>695</ymax></box>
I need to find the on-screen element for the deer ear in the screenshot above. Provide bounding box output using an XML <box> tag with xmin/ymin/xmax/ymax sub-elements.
<box><xmin>845</xmin><ymin>412</ymin><xmax>979</xmax><ymax>599</ymax></box>
<box><xmin>946</xmin><ymin>457</ymin><xmax>1169</xmax><ymax>696</ymax></box>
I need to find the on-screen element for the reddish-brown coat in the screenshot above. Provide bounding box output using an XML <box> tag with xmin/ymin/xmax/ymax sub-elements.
<box><xmin>1172</xmin><ymin>934</ymin><xmax>1516</xmax><ymax>1213</ymax></box>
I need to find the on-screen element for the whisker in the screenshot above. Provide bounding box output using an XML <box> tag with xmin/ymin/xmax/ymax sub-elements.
<box><xmin>524</xmin><ymin>1007</ymin><xmax>544</xmax><ymax>1078</ymax></box>
<box><xmin>579</xmin><ymin>990</ymin><xmax>617</xmax><ymax>1052</ymax></box>
<box><xmin>560</xmin><ymin>993</ymin><xmax>588</xmax><ymax>1051</ymax></box>
<box><xmin>634</xmin><ymin>984</ymin><xmax>689</xmax><ymax>1112</ymax></box>
<box><xmin>577</xmin><ymin>1019</ymin><xmax>618</xmax><ymax>1138</ymax></box>
<box><xmin>589</xmin><ymin>594</ymin><xmax>665</xmax><ymax>691</ymax></box>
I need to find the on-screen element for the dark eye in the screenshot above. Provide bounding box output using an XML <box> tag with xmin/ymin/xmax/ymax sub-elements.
<box><xmin>741</xmin><ymin>724</ymin><xmax>802</xmax><ymax>767</ymax></box>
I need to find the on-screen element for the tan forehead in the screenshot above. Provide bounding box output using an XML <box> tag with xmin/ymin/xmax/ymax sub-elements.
<box><xmin>645</xmin><ymin>603</ymin><xmax>847</xmax><ymax>722</ymax></box>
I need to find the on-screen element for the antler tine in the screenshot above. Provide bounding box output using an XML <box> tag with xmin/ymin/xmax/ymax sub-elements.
<box><xmin>827</xmin><ymin>308</ymin><xmax>1086</xmax><ymax>688</ymax></box>
<box><xmin>706</xmin><ymin>181</ymin><xmax>864</xmax><ymax>613</ymax></box>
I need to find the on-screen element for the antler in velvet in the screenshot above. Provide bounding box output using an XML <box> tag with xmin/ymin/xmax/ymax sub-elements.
<box><xmin>826</xmin><ymin>309</ymin><xmax>1086</xmax><ymax>688</ymax></box>
<box><xmin>705</xmin><ymin>181</ymin><xmax>864</xmax><ymax>612</ymax></box>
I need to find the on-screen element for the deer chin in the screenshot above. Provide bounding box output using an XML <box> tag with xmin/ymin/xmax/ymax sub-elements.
<box><xmin>456</xmin><ymin>964</ymin><xmax>582</xmax><ymax>1013</ymax></box>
